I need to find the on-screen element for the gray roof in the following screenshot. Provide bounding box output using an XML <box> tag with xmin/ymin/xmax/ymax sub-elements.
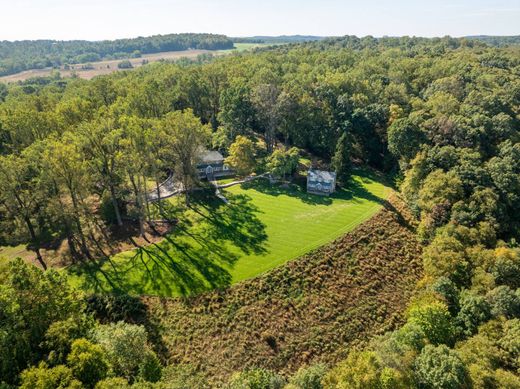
<box><xmin>308</xmin><ymin>169</ymin><xmax>336</xmax><ymax>182</ymax></box>
<box><xmin>200</xmin><ymin>150</ymin><xmax>224</xmax><ymax>164</ymax></box>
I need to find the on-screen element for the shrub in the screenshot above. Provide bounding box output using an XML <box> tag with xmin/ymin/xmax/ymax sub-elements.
<box><xmin>118</xmin><ymin>60</ymin><xmax>133</xmax><ymax>69</ymax></box>
<box><xmin>86</xmin><ymin>294</ymin><xmax>146</xmax><ymax>324</ymax></box>
<box><xmin>226</xmin><ymin>368</ymin><xmax>285</xmax><ymax>389</ymax></box>
<box><xmin>138</xmin><ymin>351</ymin><xmax>162</xmax><ymax>383</ymax></box>
<box><xmin>160</xmin><ymin>363</ymin><xmax>210</xmax><ymax>388</ymax></box>
<box><xmin>94</xmin><ymin>377</ymin><xmax>131</xmax><ymax>389</ymax></box>
<box><xmin>288</xmin><ymin>363</ymin><xmax>327</xmax><ymax>389</ymax></box>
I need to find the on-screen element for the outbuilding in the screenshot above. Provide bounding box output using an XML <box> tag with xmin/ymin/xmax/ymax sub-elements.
<box><xmin>197</xmin><ymin>150</ymin><xmax>233</xmax><ymax>178</ymax></box>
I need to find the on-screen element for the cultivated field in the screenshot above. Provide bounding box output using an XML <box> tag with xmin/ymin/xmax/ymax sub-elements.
<box><xmin>67</xmin><ymin>170</ymin><xmax>390</xmax><ymax>297</ymax></box>
<box><xmin>0</xmin><ymin>43</ymin><xmax>268</xmax><ymax>83</ymax></box>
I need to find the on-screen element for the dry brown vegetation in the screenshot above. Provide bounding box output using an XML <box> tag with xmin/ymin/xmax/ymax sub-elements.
<box><xmin>143</xmin><ymin>194</ymin><xmax>423</xmax><ymax>385</ymax></box>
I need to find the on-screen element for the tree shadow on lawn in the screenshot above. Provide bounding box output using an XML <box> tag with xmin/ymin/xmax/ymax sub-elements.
<box><xmin>69</xmin><ymin>189</ymin><xmax>268</xmax><ymax>297</ymax></box>
<box><xmin>240</xmin><ymin>170</ymin><xmax>386</xmax><ymax>207</ymax></box>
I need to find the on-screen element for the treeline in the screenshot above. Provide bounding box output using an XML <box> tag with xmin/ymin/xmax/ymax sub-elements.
<box><xmin>468</xmin><ymin>35</ymin><xmax>520</xmax><ymax>47</ymax></box>
<box><xmin>0</xmin><ymin>33</ymin><xmax>233</xmax><ymax>77</ymax></box>
<box><xmin>0</xmin><ymin>35</ymin><xmax>519</xmax><ymax>387</ymax></box>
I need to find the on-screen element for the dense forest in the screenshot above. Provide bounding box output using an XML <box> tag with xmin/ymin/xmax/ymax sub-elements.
<box><xmin>0</xmin><ymin>35</ymin><xmax>520</xmax><ymax>388</ymax></box>
<box><xmin>0</xmin><ymin>33</ymin><xmax>233</xmax><ymax>77</ymax></box>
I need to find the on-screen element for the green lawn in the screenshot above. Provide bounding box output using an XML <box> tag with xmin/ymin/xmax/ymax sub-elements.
<box><xmin>67</xmin><ymin>170</ymin><xmax>390</xmax><ymax>297</ymax></box>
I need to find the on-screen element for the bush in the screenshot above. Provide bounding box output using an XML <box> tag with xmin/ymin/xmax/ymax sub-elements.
<box><xmin>118</xmin><ymin>60</ymin><xmax>133</xmax><ymax>69</ymax></box>
<box><xmin>160</xmin><ymin>363</ymin><xmax>210</xmax><ymax>388</ymax></box>
<box><xmin>94</xmin><ymin>377</ymin><xmax>131</xmax><ymax>389</ymax></box>
<box><xmin>138</xmin><ymin>351</ymin><xmax>162</xmax><ymax>383</ymax></box>
<box><xmin>414</xmin><ymin>345</ymin><xmax>469</xmax><ymax>389</ymax></box>
<box><xmin>289</xmin><ymin>364</ymin><xmax>327</xmax><ymax>389</ymax></box>
<box><xmin>226</xmin><ymin>368</ymin><xmax>285</xmax><ymax>389</ymax></box>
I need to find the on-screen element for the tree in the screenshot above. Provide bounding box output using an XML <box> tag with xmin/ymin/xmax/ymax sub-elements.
<box><xmin>266</xmin><ymin>147</ymin><xmax>299</xmax><ymax>180</ymax></box>
<box><xmin>78</xmin><ymin>118</ymin><xmax>124</xmax><ymax>226</ymax></box>
<box><xmin>218</xmin><ymin>82</ymin><xmax>255</xmax><ymax>142</ymax></box>
<box><xmin>67</xmin><ymin>339</ymin><xmax>108</xmax><ymax>387</ymax></box>
<box><xmin>414</xmin><ymin>345</ymin><xmax>469</xmax><ymax>389</ymax></box>
<box><xmin>19</xmin><ymin>364</ymin><xmax>82</xmax><ymax>389</ymax></box>
<box><xmin>0</xmin><ymin>153</ymin><xmax>48</xmax><ymax>269</ymax></box>
<box><xmin>331</xmin><ymin>131</ymin><xmax>352</xmax><ymax>184</ymax></box>
<box><xmin>224</xmin><ymin>135</ymin><xmax>257</xmax><ymax>176</ymax></box>
<box><xmin>408</xmin><ymin>301</ymin><xmax>455</xmax><ymax>346</ymax></box>
<box><xmin>161</xmin><ymin>109</ymin><xmax>211</xmax><ymax>205</ymax></box>
<box><xmin>387</xmin><ymin>118</ymin><xmax>426</xmax><ymax>162</ymax></box>
<box><xmin>455</xmin><ymin>292</ymin><xmax>491</xmax><ymax>337</ymax></box>
<box><xmin>92</xmin><ymin>321</ymin><xmax>157</xmax><ymax>381</ymax></box>
<box><xmin>0</xmin><ymin>259</ymin><xmax>85</xmax><ymax>385</ymax></box>
<box><xmin>252</xmin><ymin>83</ymin><xmax>281</xmax><ymax>153</ymax></box>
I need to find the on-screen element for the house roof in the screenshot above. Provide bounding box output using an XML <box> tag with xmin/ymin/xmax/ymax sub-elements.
<box><xmin>199</xmin><ymin>150</ymin><xmax>224</xmax><ymax>164</ymax></box>
<box><xmin>308</xmin><ymin>169</ymin><xmax>336</xmax><ymax>182</ymax></box>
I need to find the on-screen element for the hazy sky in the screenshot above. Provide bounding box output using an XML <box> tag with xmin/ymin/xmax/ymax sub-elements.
<box><xmin>1</xmin><ymin>0</ymin><xmax>519</xmax><ymax>41</ymax></box>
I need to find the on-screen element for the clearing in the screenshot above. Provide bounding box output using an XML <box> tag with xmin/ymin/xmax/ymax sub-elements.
<box><xmin>67</xmin><ymin>170</ymin><xmax>390</xmax><ymax>297</ymax></box>
<box><xmin>0</xmin><ymin>43</ymin><xmax>268</xmax><ymax>83</ymax></box>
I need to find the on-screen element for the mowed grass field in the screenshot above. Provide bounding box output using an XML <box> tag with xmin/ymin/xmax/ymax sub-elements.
<box><xmin>67</xmin><ymin>170</ymin><xmax>390</xmax><ymax>297</ymax></box>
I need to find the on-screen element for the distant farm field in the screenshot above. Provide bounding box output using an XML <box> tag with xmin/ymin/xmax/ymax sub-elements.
<box><xmin>67</xmin><ymin>170</ymin><xmax>390</xmax><ymax>297</ymax></box>
<box><xmin>0</xmin><ymin>43</ymin><xmax>271</xmax><ymax>83</ymax></box>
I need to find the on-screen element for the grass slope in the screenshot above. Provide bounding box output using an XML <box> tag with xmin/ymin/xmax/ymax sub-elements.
<box><xmin>142</xmin><ymin>194</ymin><xmax>423</xmax><ymax>385</ymax></box>
<box><xmin>68</xmin><ymin>170</ymin><xmax>389</xmax><ymax>297</ymax></box>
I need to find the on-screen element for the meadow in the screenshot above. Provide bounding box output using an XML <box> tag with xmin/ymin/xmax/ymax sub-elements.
<box><xmin>67</xmin><ymin>170</ymin><xmax>390</xmax><ymax>297</ymax></box>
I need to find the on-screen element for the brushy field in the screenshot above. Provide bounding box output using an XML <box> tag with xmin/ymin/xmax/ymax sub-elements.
<box><xmin>142</xmin><ymin>194</ymin><xmax>423</xmax><ymax>385</ymax></box>
<box><xmin>67</xmin><ymin>170</ymin><xmax>389</xmax><ymax>297</ymax></box>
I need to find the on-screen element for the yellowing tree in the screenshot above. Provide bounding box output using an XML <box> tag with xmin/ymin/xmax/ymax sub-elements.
<box><xmin>224</xmin><ymin>135</ymin><xmax>257</xmax><ymax>176</ymax></box>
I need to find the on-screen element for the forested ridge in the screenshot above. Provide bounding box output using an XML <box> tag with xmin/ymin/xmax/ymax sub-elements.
<box><xmin>0</xmin><ymin>33</ymin><xmax>233</xmax><ymax>77</ymax></box>
<box><xmin>0</xmin><ymin>35</ymin><xmax>520</xmax><ymax>388</ymax></box>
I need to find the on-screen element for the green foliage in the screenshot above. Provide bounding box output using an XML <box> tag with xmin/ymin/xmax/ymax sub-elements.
<box><xmin>288</xmin><ymin>364</ymin><xmax>327</xmax><ymax>389</ymax></box>
<box><xmin>387</xmin><ymin>118</ymin><xmax>426</xmax><ymax>162</ymax></box>
<box><xmin>323</xmin><ymin>351</ymin><xmax>407</xmax><ymax>389</ymax></box>
<box><xmin>413</xmin><ymin>345</ymin><xmax>469</xmax><ymax>389</ymax></box>
<box><xmin>226</xmin><ymin>368</ymin><xmax>285</xmax><ymax>389</ymax></box>
<box><xmin>408</xmin><ymin>301</ymin><xmax>455</xmax><ymax>346</ymax></box>
<box><xmin>486</xmin><ymin>286</ymin><xmax>520</xmax><ymax>319</ymax></box>
<box><xmin>0</xmin><ymin>33</ymin><xmax>233</xmax><ymax>76</ymax></box>
<box><xmin>0</xmin><ymin>259</ymin><xmax>85</xmax><ymax>385</ymax></box>
<box><xmin>92</xmin><ymin>321</ymin><xmax>157</xmax><ymax>381</ymax></box>
<box><xmin>137</xmin><ymin>352</ymin><xmax>162</xmax><ymax>383</ymax></box>
<box><xmin>455</xmin><ymin>291</ymin><xmax>491</xmax><ymax>337</ymax></box>
<box><xmin>19</xmin><ymin>363</ymin><xmax>82</xmax><ymax>389</ymax></box>
<box><xmin>331</xmin><ymin>132</ymin><xmax>351</xmax><ymax>184</ymax></box>
<box><xmin>224</xmin><ymin>135</ymin><xmax>258</xmax><ymax>176</ymax></box>
<box><xmin>266</xmin><ymin>147</ymin><xmax>299</xmax><ymax>179</ymax></box>
<box><xmin>160</xmin><ymin>364</ymin><xmax>209</xmax><ymax>389</ymax></box>
<box><xmin>118</xmin><ymin>60</ymin><xmax>133</xmax><ymax>70</ymax></box>
<box><xmin>67</xmin><ymin>338</ymin><xmax>108</xmax><ymax>386</ymax></box>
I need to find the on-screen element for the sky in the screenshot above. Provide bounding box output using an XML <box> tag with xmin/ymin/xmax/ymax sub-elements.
<box><xmin>0</xmin><ymin>0</ymin><xmax>519</xmax><ymax>41</ymax></box>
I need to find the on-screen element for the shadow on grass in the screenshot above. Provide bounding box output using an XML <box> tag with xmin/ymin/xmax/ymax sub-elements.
<box><xmin>241</xmin><ymin>169</ymin><xmax>386</xmax><ymax>207</ymax></box>
<box><xmin>69</xmin><ymin>190</ymin><xmax>268</xmax><ymax>297</ymax></box>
